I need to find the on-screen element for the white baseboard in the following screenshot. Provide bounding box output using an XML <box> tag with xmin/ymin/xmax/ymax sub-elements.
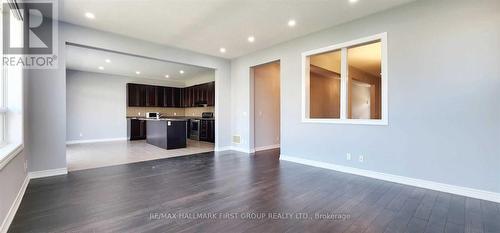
<box><xmin>1</xmin><ymin>167</ymin><xmax>70</xmax><ymax>232</ymax></box>
<box><xmin>230</xmin><ymin>146</ymin><xmax>254</xmax><ymax>154</ymax></box>
<box><xmin>219</xmin><ymin>145</ymin><xmax>280</xmax><ymax>154</ymax></box>
<box><xmin>214</xmin><ymin>146</ymin><xmax>233</xmax><ymax>152</ymax></box>
<box><xmin>29</xmin><ymin>168</ymin><xmax>68</xmax><ymax>179</ymax></box>
<box><xmin>215</xmin><ymin>146</ymin><xmax>254</xmax><ymax>154</ymax></box>
<box><xmin>66</xmin><ymin>137</ymin><xmax>127</xmax><ymax>145</ymax></box>
<box><xmin>0</xmin><ymin>175</ymin><xmax>29</xmax><ymax>233</ymax></box>
<box><xmin>280</xmin><ymin>155</ymin><xmax>500</xmax><ymax>203</ymax></box>
<box><xmin>255</xmin><ymin>144</ymin><xmax>280</xmax><ymax>152</ymax></box>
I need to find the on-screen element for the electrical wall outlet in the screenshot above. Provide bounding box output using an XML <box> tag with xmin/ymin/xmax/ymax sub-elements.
<box><xmin>24</xmin><ymin>160</ymin><xmax>28</xmax><ymax>172</ymax></box>
<box><xmin>138</xmin><ymin>112</ymin><xmax>141</xmax><ymax>116</ymax></box>
<box><xmin>79</xmin><ymin>133</ymin><xmax>83</xmax><ymax>137</ymax></box>
<box><xmin>359</xmin><ymin>155</ymin><xmax>364</xmax><ymax>163</ymax></box>
<box><xmin>346</xmin><ymin>153</ymin><xmax>351</xmax><ymax>161</ymax></box>
<box><xmin>174</xmin><ymin>112</ymin><xmax>177</xmax><ymax>116</ymax></box>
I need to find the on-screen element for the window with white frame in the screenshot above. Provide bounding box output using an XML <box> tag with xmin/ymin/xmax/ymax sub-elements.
<box><xmin>0</xmin><ymin>75</ymin><xmax>5</xmax><ymax>147</ymax></box>
<box><xmin>0</xmin><ymin>3</ymin><xmax>24</xmax><ymax>164</ymax></box>
<box><xmin>0</xmin><ymin>7</ymin><xmax>5</xmax><ymax>147</ymax></box>
<box><xmin>302</xmin><ymin>33</ymin><xmax>388</xmax><ymax>125</ymax></box>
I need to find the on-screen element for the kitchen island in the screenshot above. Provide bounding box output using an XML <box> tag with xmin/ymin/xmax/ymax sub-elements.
<box><xmin>145</xmin><ymin>118</ymin><xmax>187</xmax><ymax>150</ymax></box>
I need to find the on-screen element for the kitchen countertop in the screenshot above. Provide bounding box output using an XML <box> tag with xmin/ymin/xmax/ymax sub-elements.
<box><xmin>144</xmin><ymin>118</ymin><xmax>188</xmax><ymax>121</ymax></box>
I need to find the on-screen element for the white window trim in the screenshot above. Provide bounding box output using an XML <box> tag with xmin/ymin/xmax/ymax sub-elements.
<box><xmin>301</xmin><ymin>32</ymin><xmax>388</xmax><ymax>125</ymax></box>
<box><xmin>1</xmin><ymin>58</ymin><xmax>7</xmax><ymax>144</ymax></box>
<box><xmin>0</xmin><ymin>5</ymin><xmax>24</xmax><ymax>170</ymax></box>
<box><xmin>0</xmin><ymin>4</ymin><xmax>4</xmax><ymax>146</ymax></box>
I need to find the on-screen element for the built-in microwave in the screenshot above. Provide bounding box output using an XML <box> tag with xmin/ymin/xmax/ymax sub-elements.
<box><xmin>146</xmin><ymin>112</ymin><xmax>160</xmax><ymax>119</ymax></box>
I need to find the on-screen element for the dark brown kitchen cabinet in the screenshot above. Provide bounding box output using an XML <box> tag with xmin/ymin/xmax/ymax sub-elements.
<box><xmin>173</xmin><ymin>88</ymin><xmax>182</xmax><ymax>107</ymax></box>
<box><xmin>205</xmin><ymin>82</ymin><xmax>215</xmax><ymax>106</ymax></box>
<box><xmin>195</xmin><ymin>86</ymin><xmax>200</xmax><ymax>106</ymax></box>
<box><xmin>193</xmin><ymin>82</ymin><xmax>215</xmax><ymax>107</ymax></box>
<box><xmin>180</xmin><ymin>87</ymin><xmax>187</xmax><ymax>107</ymax></box>
<box><xmin>145</xmin><ymin>85</ymin><xmax>159</xmax><ymax>107</ymax></box>
<box><xmin>187</xmin><ymin>86</ymin><xmax>193</xmax><ymax>107</ymax></box>
<box><xmin>207</xmin><ymin>120</ymin><xmax>215</xmax><ymax>142</ymax></box>
<box><xmin>127</xmin><ymin>83</ymin><xmax>146</xmax><ymax>107</ymax></box>
<box><xmin>127</xmin><ymin>82</ymin><xmax>215</xmax><ymax>107</ymax></box>
<box><xmin>184</xmin><ymin>82</ymin><xmax>215</xmax><ymax>107</ymax></box>
<box><xmin>189</xmin><ymin>86</ymin><xmax>195</xmax><ymax>107</ymax></box>
<box><xmin>161</xmin><ymin>87</ymin><xmax>182</xmax><ymax>108</ymax></box>
<box><xmin>128</xmin><ymin>119</ymin><xmax>146</xmax><ymax>140</ymax></box>
<box><xmin>162</xmin><ymin>87</ymin><xmax>172</xmax><ymax>107</ymax></box>
<box><xmin>200</xmin><ymin>119</ymin><xmax>215</xmax><ymax>143</ymax></box>
<box><xmin>156</xmin><ymin>86</ymin><xmax>164</xmax><ymax>107</ymax></box>
<box><xmin>183</xmin><ymin>86</ymin><xmax>193</xmax><ymax>107</ymax></box>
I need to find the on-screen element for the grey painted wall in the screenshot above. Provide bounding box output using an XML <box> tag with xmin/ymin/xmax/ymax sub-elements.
<box><xmin>66</xmin><ymin>70</ymin><xmax>207</xmax><ymax>141</ymax></box>
<box><xmin>231</xmin><ymin>0</ymin><xmax>500</xmax><ymax>193</ymax></box>
<box><xmin>66</xmin><ymin>70</ymin><xmax>127</xmax><ymax>141</ymax></box>
<box><xmin>66</xmin><ymin>70</ymin><xmax>204</xmax><ymax>141</ymax></box>
<box><xmin>26</xmin><ymin>19</ymin><xmax>232</xmax><ymax>172</ymax></box>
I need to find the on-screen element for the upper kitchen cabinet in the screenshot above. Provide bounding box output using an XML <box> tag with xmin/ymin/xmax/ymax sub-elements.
<box><xmin>127</xmin><ymin>82</ymin><xmax>214</xmax><ymax>107</ymax></box>
<box><xmin>145</xmin><ymin>85</ymin><xmax>159</xmax><ymax>107</ymax></box>
<box><xmin>183</xmin><ymin>82</ymin><xmax>215</xmax><ymax>107</ymax></box>
<box><xmin>127</xmin><ymin>83</ymin><xmax>146</xmax><ymax>107</ymax></box>
<box><xmin>162</xmin><ymin>87</ymin><xmax>183</xmax><ymax>108</ymax></box>
<box><xmin>206</xmin><ymin>81</ymin><xmax>215</xmax><ymax>106</ymax></box>
<box><xmin>192</xmin><ymin>85</ymin><xmax>201</xmax><ymax>106</ymax></box>
<box><xmin>173</xmin><ymin>88</ymin><xmax>183</xmax><ymax>107</ymax></box>
<box><xmin>182</xmin><ymin>86</ymin><xmax>193</xmax><ymax>107</ymax></box>
<box><xmin>161</xmin><ymin>86</ymin><xmax>173</xmax><ymax>107</ymax></box>
<box><xmin>156</xmin><ymin>86</ymin><xmax>165</xmax><ymax>107</ymax></box>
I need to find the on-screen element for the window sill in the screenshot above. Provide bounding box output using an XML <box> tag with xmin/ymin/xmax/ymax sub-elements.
<box><xmin>302</xmin><ymin>118</ymin><xmax>388</xmax><ymax>126</ymax></box>
<box><xmin>0</xmin><ymin>143</ymin><xmax>24</xmax><ymax>171</ymax></box>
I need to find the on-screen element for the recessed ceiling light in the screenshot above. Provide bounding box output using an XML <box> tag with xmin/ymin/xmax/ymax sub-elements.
<box><xmin>85</xmin><ymin>12</ymin><xmax>95</xmax><ymax>19</ymax></box>
<box><xmin>179</xmin><ymin>70</ymin><xmax>184</xmax><ymax>74</ymax></box>
<box><xmin>105</xmin><ymin>59</ymin><xmax>111</xmax><ymax>63</ymax></box>
<box><xmin>349</xmin><ymin>0</ymin><xmax>358</xmax><ymax>3</ymax></box>
<box><xmin>288</xmin><ymin>19</ymin><xmax>296</xmax><ymax>27</ymax></box>
<box><xmin>247</xmin><ymin>36</ymin><xmax>255</xmax><ymax>43</ymax></box>
<box><xmin>165</xmin><ymin>74</ymin><xmax>169</xmax><ymax>78</ymax></box>
<box><xmin>135</xmin><ymin>71</ymin><xmax>141</xmax><ymax>75</ymax></box>
<box><xmin>219</xmin><ymin>47</ymin><xmax>226</xmax><ymax>53</ymax></box>
<box><xmin>98</xmin><ymin>66</ymin><xmax>104</xmax><ymax>70</ymax></box>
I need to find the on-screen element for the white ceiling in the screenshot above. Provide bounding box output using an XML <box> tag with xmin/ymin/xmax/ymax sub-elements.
<box><xmin>61</xmin><ymin>0</ymin><xmax>415</xmax><ymax>59</ymax></box>
<box><xmin>66</xmin><ymin>45</ymin><xmax>213</xmax><ymax>82</ymax></box>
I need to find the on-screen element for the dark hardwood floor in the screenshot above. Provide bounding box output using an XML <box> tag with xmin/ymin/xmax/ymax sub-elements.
<box><xmin>9</xmin><ymin>149</ymin><xmax>500</xmax><ymax>233</ymax></box>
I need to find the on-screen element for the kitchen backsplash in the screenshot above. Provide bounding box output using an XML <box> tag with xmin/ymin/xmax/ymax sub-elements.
<box><xmin>127</xmin><ymin>107</ymin><xmax>184</xmax><ymax>117</ymax></box>
<box><xmin>127</xmin><ymin>107</ymin><xmax>214</xmax><ymax>117</ymax></box>
<box><xmin>184</xmin><ymin>107</ymin><xmax>215</xmax><ymax>117</ymax></box>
